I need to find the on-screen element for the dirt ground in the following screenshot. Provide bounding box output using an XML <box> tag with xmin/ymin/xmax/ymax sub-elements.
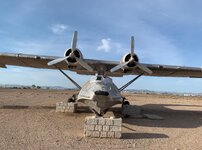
<box><xmin>0</xmin><ymin>88</ymin><xmax>202</xmax><ymax>150</ymax></box>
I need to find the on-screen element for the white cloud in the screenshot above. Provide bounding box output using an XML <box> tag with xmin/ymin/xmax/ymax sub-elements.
<box><xmin>97</xmin><ymin>38</ymin><xmax>111</xmax><ymax>52</ymax></box>
<box><xmin>102</xmin><ymin>17</ymin><xmax>184</xmax><ymax>65</ymax></box>
<box><xmin>50</xmin><ymin>24</ymin><xmax>68</xmax><ymax>34</ymax></box>
<box><xmin>97</xmin><ymin>38</ymin><xmax>122</xmax><ymax>53</ymax></box>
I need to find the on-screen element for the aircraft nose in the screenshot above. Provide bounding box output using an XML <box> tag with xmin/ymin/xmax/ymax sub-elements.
<box><xmin>94</xmin><ymin>91</ymin><xmax>109</xmax><ymax>96</ymax></box>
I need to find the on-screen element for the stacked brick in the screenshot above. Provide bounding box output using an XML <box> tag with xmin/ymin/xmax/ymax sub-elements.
<box><xmin>84</xmin><ymin>116</ymin><xmax>122</xmax><ymax>138</ymax></box>
<box><xmin>56</xmin><ymin>102</ymin><xmax>77</xmax><ymax>113</ymax></box>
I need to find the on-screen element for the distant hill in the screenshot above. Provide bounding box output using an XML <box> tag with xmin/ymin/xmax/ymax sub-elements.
<box><xmin>123</xmin><ymin>89</ymin><xmax>202</xmax><ymax>97</ymax></box>
<box><xmin>0</xmin><ymin>84</ymin><xmax>201</xmax><ymax>97</ymax></box>
<box><xmin>0</xmin><ymin>84</ymin><xmax>73</xmax><ymax>90</ymax></box>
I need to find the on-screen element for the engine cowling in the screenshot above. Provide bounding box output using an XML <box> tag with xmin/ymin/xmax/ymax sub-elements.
<box><xmin>64</xmin><ymin>48</ymin><xmax>83</xmax><ymax>64</ymax></box>
<box><xmin>121</xmin><ymin>53</ymin><xmax>139</xmax><ymax>68</ymax></box>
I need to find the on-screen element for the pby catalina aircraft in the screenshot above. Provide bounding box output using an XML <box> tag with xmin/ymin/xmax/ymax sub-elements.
<box><xmin>1</xmin><ymin>31</ymin><xmax>202</xmax><ymax>116</ymax></box>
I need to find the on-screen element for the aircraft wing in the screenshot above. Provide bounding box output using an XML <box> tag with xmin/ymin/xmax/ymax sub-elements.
<box><xmin>0</xmin><ymin>53</ymin><xmax>64</xmax><ymax>69</ymax></box>
<box><xmin>128</xmin><ymin>63</ymin><xmax>202</xmax><ymax>78</ymax></box>
<box><xmin>1</xmin><ymin>52</ymin><xmax>202</xmax><ymax>78</ymax></box>
<box><xmin>0</xmin><ymin>52</ymin><xmax>121</xmax><ymax>76</ymax></box>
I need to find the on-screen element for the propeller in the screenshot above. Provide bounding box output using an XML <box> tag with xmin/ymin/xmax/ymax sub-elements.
<box><xmin>136</xmin><ymin>63</ymin><xmax>152</xmax><ymax>74</ymax></box>
<box><xmin>75</xmin><ymin>57</ymin><xmax>93</xmax><ymax>72</ymax></box>
<box><xmin>72</xmin><ymin>31</ymin><xmax>77</xmax><ymax>52</ymax></box>
<box><xmin>110</xmin><ymin>36</ymin><xmax>153</xmax><ymax>74</ymax></box>
<box><xmin>131</xmin><ymin>36</ymin><xmax>134</xmax><ymax>57</ymax></box>
<box><xmin>48</xmin><ymin>31</ymin><xmax>93</xmax><ymax>72</ymax></box>
<box><xmin>48</xmin><ymin>56</ymin><xmax>68</xmax><ymax>66</ymax></box>
<box><xmin>110</xmin><ymin>58</ymin><xmax>134</xmax><ymax>72</ymax></box>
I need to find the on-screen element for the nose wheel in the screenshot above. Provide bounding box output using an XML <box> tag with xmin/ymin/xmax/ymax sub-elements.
<box><xmin>90</xmin><ymin>108</ymin><xmax>108</xmax><ymax>117</ymax></box>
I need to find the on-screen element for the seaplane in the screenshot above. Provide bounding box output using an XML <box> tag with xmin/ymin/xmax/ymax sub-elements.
<box><xmin>1</xmin><ymin>31</ymin><xmax>202</xmax><ymax>116</ymax></box>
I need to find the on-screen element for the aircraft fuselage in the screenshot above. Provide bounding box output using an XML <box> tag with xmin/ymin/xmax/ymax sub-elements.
<box><xmin>77</xmin><ymin>75</ymin><xmax>123</xmax><ymax>115</ymax></box>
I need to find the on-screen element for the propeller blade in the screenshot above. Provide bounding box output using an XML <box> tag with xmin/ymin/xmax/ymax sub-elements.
<box><xmin>110</xmin><ymin>62</ymin><xmax>128</xmax><ymax>72</ymax></box>
<box><xmin>136</xmin><ymin>62</ymin><xmax>153</xmax><ymax>74</ymax></box>
<box><xmin>75</xmin><ymin>58</ymin><xmax>94</xmax><ymax>72</ymax></box>
<box><xmin>71</xmin><ymin>31</ymin><xmax>78</xmax><ymax>51</ymax></box>
<box><xmin>48</xmin><ymin>57</ymin><xmax>68</xmax><ymax>66</ymax></box>
<box><xmin>131</xmin><ymin>36</ymin><xmax>134</xmax><ymax>57</ymax></box>
<box><xmin>110</xmin><ymin>58</ymin><xmax>134</xmax><ymax>72</ymax></box>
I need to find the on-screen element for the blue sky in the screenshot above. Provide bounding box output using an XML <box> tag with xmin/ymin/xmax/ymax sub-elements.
<box><xmin>1</xmin><ymin>0</ymin><xmax>202</xmax><ymax>93</ymax></box>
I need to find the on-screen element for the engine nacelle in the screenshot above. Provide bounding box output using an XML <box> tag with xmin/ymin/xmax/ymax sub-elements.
<box><xmin>121</xmin><ymin>53</ymin><xmax>139</xmax><ymax>68</ymax></box>
<box><xmin>64</xmin><ymin>48</ymin><xmax>83</xmax><ymax>64</ymax></box>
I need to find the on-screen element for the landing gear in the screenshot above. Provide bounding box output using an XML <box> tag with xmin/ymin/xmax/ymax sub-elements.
<box><xmin>92</xmin><ymin>108</ymin><xmax>108</xmax><ymax>117</ymax></box>
<box><xmin>123</xmin><ymin>100</ymin><xmax>130</xmax><ymax>105</ymax></box>
<box><xmin>95</xmin><ymin>112</ymin><xmax>103</xmax><ymax>117</ymax></box>
<box><xmin>122</xmin><ymin>97</ymin><xmax>130</xmax><ymax>118</ymax></box>
<box><xmin>67</xmin><ymin>94</ymin><xmax>78</xmax><ymax>103</ymax></box>
<box><xmin>91</xmin><ymin>109</ymin><xmax>103</xmax><ymax>117</ymax></box>
<box><xmin>122</xmin><ymin>97</ymin><xmax>130</xmax><ymax>105</ymax></box>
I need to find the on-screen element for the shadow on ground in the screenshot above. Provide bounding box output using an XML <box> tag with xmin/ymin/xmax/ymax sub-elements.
<box><xmin>1</xmin><ymin>103</ymin><xmax>202</xmax><ymax>129</ymax></box>
<box><xmin>123</xmin><ymin>103</ymin><xmax>202</xmax><ymax>129</ymax></box>
<box><xmin>0</xmin><ymin>104</ymin><xmax>93</xmax><ymax>113</ymax></box>
<box><xmin>122</xmin><ymin>132</ymin><xmax>169</xmax><ymax>139</ymax></box>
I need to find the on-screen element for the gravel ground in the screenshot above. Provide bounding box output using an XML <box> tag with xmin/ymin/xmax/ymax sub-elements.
<box><xmin>0</xmin><ymin>88</ymin><xmax>202</xmax><ymax>150</ymax></box>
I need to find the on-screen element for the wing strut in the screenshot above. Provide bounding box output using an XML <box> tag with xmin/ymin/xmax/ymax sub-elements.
<box><xmin>55</xmin><ymin>65</ymin><xmax>81</xmax><ymax>89</ymax></box>
<box><xmin>119</xmin><ymin>73</ymin><xmax>143</xmax><ymax>92</ymax></box>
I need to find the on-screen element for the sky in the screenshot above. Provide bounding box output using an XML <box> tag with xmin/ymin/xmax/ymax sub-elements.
<box><xmin>1</xmin><ymin>0</ymin><xmax>202</xmax><ymax>93</ymax></box>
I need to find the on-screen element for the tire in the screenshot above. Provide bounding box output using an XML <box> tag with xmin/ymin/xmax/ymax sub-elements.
<box><xmin>122</xmin><ymin>100</ymin><xmax>130</xmax><ymax>118</ymax></box>
<box><xmin>67</xmin><ymin>97</ymin><xmax>74</xmax><ymax>102</ymax></box>
<box><xmin>123</xmin><ymin>101</ymin><xmax>130</xmax><ymax>105</ymax></box>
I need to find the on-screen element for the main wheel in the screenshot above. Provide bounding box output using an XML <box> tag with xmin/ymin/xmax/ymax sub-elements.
<box><xmin>67</xmin><ymin>94</ymin><xmax>78</xmax><ymax>102</ymax></box>
<box><xmin>123</xmin><ymin>100</ymin><xmax>130</xmax><ymax>105</ymax></box>
<box><xmin>122</xmin><ymin>100</ymin><xmax>130</xmax><ymax>118</ymax></box>
<box><xmin>67</xmin><ymin>97</ymin><xmax>75</xmax><ymax>102</ymax></box>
